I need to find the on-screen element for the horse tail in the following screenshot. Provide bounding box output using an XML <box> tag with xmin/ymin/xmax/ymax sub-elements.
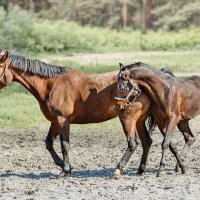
<box><xmin>147</xmin><ymin>113</ymin><xmax>157</xmax><ymax>134</ymax></box>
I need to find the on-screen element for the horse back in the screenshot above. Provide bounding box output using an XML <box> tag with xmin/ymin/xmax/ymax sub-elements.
<box><xmin>178</xmin><ymin>75</ymin><xmax>200</xmax><ymax>88</ymax></box>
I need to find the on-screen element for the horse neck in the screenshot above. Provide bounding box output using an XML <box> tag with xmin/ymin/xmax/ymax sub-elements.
<box><xmin>133</xmin><ymin>68</ymin><xmax>168</xmax><ymax>103</ymax></box>
<box><xmin>88</xmin><ymin>71</ymin><xmax>117</xmax><ymax>90</ymax></box>
<box><xmin>12</xmin><ymin>68</ymin><xmax>48</xmax><ymax>102</ymax></box>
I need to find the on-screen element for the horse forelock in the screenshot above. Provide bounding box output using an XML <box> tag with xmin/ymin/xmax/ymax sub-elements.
<box><xmin>8</xmin><ymin>54</ymin><xmax>71</xmax><ymax>78</ymax></box>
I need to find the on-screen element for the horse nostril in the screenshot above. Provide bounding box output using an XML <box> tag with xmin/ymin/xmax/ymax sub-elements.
<box><xmin>119</xmin><ymin>85</ymin><xmax>124</xmax><ymax>90</ymax></box>
<box><xmin>116</xmin><ymin>104</ymin><xmax>120</xmax><ymax>109</ymax></box>
<box><xmin>116</xmin><ymin>104</ymin><xmax>123</xmax><ymax>110</ymax></box>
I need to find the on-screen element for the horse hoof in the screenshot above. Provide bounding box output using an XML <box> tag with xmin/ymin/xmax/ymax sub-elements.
<box><xmin>137</xmin><ymin>167</ymin><xmax>146</xmax><ymax>175</ymax></box>
<box><xmin>157</xmin><ymin>172</ymin><xmax>161</xmax><ymax>177</ymax></box>
<box><xmin>111</xmin><ymin>173</ymin><xmax>121</xmax><ymax>180</ymax></box>
<box><xmin>57</xmin><ymin>169</ymin><xmax>71</xmax><ymax>178</ymax></box>
<box><xmin>181</xmin><ymin>167</ymin><xmax>186</xmax><ymax>175</ymax></box>
<box><xmin>175</xmin><ymin>164</ymin><xmax>180</xmax><ymax>173</ymax></box>
<box><xmin>157</xmin><ymin>170</ymin><xmax>165</xmax><ymax>177</ymax></box>
<box><xmin>182</xmin><ymin>170</ymin><xmax>189</xmax><ymax>176</ymax></box>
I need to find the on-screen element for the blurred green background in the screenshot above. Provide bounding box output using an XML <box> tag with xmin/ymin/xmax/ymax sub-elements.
<box><xmin>0</xmin><ymin>0</ymin><xmax>200</xmax><ymax>52</ymax></box>
<box><xmin>0</xmin><ymin>0</ymin><xmax>200</xmax><ymax>128</ymax></box>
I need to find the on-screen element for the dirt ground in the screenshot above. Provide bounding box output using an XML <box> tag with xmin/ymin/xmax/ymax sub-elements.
<box><xmin>0</xmin><ymin>117</ymin><xmax>200</xmax><ymax>200</ymax></box>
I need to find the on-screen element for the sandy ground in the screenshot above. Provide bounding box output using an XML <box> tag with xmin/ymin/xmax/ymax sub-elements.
<box><xmin>0</xmin><ymin>117</ymin><xmax>200</xmax><ymax>200</ymax></box>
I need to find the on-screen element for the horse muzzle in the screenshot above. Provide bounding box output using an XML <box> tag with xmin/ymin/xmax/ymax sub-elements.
<box><xmin>114</xmin><ymin>97</ymin><xmax>128</xmax><ymax>110</ymax></box>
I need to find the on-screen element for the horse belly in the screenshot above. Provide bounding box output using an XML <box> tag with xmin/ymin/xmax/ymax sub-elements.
<box><xmin>72</xmin><ymin>104</ymin><xmax>117</xmax><ymax>124</ymax></box>
<box><xmin>181</xmin><ymin>99</ymin><xmax>200</xmax><ymax>119</ymax></box>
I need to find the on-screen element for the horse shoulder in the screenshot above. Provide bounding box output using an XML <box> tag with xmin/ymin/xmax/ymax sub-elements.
<box><xmin>40</xmin><ymin>72</ymin><xmax>83</xmax><ymax>118</ymax></box>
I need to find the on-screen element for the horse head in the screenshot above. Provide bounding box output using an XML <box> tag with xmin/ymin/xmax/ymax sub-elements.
<box><xmin>0</xmin><ymin>49</ymin><xmax>13</xmax><ymax>88</ymax></box>
<box><xmin>115</xmin><ymin>63</ymin><xmax>141</xmax><ymax>110</ymax></box>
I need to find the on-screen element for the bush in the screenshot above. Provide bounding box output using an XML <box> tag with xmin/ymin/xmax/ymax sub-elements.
<box><xmin>0</xmin><ymin>6</ymin><xmax>36</xmax><ymax>51</ymax></box>
<box><xmin>0</xmin><ymin>6</ymin><xmax>200</xmax><ymax>53</ymax></box>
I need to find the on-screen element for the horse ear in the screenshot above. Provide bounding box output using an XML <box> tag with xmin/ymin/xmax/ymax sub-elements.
<box><xmin>0</xmin><ymin>51</ymin><xmax>9</xmax><ymax>63</ymax></box>
<box><xmin>119</xmin><ymin>63</ymin><xmax>124</xmax><ymax>70</ymax></box>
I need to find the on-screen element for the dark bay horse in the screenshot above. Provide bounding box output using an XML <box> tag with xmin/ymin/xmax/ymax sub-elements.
<box><xmin>116</xmin><ymin>62</ymin><xmax>198</xmax><ymax>176</ymax></box>
<box><xmin>0</xmin><ymin>50</ymin><xmax>155</xmax><ymax>178</ymax></box>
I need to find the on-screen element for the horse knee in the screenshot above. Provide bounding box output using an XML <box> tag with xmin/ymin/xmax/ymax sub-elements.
<box><xmin>128</xmin><ymin>138</ymin><xmax>137</xmax><ymax>151</ymax></box>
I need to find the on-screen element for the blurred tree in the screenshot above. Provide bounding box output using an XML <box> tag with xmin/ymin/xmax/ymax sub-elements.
<box><xmin>152</xmin><ymin>0</ymin><xmax>200</xmax><ymax>30</ymax></box>
<box><xmin>0</xmin><ymin>0</ymin><xmax>199</xmax><ymax>31</ymax></box>
<box><xmin>121</xmin><ymin>0</ymin><xmax>128</xmax><ymax>29</ymax></box>
<box><xmin>0</xmin><ymin>0</ymin><xmax>50</xmax><ymax>12</ymax></box>
<box><xmin>0</xmin><ymin>0</ymin><xmax>9</xmax><ymax>13</ymax></box>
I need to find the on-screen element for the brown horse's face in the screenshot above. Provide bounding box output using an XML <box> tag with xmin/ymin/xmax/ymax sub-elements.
<box><xmin>115</xmin><ymin>69</ymin><xmax>141</xmax><ymax>110</ymax></box>
<box><xmin>0</xmin><ymin>50</ymin><xmax>13</xmax><ymax>89</ymax></box>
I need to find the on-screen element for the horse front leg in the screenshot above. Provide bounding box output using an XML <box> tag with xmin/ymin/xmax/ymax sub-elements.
<box><xmin>112</xmin><ymin>132</ymin><xmax>139</xmax><ymax>180</ymax></box>
<box><xmin>45</xmin><ymin>123</ymin><xmax>64</xmax><ymax>169</ymax></box>
<box><xmin>57</xmin><ymin>119</ymin><xmax>71</xmax><ymax>177</ymax></box>
<box><xmin>112</xmin><ymin>113</ymin><xmax>139</xmax><ymax>180</ymax></box>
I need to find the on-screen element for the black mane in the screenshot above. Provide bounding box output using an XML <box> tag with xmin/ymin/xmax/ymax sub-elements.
<box><xmin>121</xmin><ymin>62</ymin><xmax>151</xmax><ymax>71</ymax></box>
<box><xmin>121</xmin><ymin>62</ymin><xmax>174</xmax><ymax>77</ymax></box>
<box><xmin>9</xmin><ymin>54</ymin><xmax>70</xmax><ymax>78</ymax></box>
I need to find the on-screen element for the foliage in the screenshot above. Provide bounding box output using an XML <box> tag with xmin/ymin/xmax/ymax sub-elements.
<box><xmin>153</xmin><ymin>0</ymin><xmax>200</xmax><ymax>30</ymax></box>
<box><xmin>1</xmin><ymin>0</ymin><xmax>200</xmax><ymax>31</ymax></box>
<box><xmin>0</xmin><ymin>6</ymin><xmax>36</xmax><ymax>51</ymax></box>
<box><xmin>0</xmin><ymin>6</ymin><xmax>200</xmax><ymax>53</ymax></box>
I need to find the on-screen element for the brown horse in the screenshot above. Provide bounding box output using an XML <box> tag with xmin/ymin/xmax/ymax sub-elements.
<box><xmin>116</xmin><ymin>62</ymin><xmax>197</xmax><ymax>176</ymax></box>
<box><xmin>0</xmin><ymin>50</ymin><xmax>155</xmax><ymax>178</ymax></box>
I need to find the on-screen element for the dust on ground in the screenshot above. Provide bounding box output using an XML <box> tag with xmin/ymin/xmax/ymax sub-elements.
<box><xmin>0</xmin><ymin>117</ymin><xmax>200</xmax><ymax>200</ymax></box>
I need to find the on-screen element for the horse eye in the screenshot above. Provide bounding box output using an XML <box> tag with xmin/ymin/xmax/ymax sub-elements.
<box><xmin>121</xmin><ymin>77</ymin><xmax>125</xmax><ymax>81</ymax></box>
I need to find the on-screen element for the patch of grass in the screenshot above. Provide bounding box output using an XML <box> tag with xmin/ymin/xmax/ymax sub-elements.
<box><xmin>50</xmin><ymin>51</ymin><xmax>200</xmax><ymax>73</ymax></box>
<box><xmin>0</xmin><ymin>83</ymin><xmax>47</xmax><ymax>128</ymax></box>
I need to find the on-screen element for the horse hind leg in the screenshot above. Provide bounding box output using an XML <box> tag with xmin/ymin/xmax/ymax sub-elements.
<box><xmin>45</xmin><ymin>123</ymin><xmax>64</xmax><ymax>169</ymax></box>
<box><xmin>157</xmin><ymin>117</ymin><xmax>186</xmax><ymax>177</ymax></box>
<box><xmin>175</xmin><ymin>120</ymin><xmax>195</xmax><ymax>173</ymax></box>
<box><xmin>157</xmin><ymin>119</ymin><xmax>186</xmax><ymax>177</ymax></box>
<box><xmin>168</xmin><ymin>137</ymin><xmax>186</xmax><ymax>174</ymax></box>
<box><xmin>136</xmin><ymin>119</ymin><xmax>153</xmax><ymax>175</ymax></box>
<box><xmin>57</xmin><ymin>119</ymin><xmax>71</xmax><ymax>177</ymax></box>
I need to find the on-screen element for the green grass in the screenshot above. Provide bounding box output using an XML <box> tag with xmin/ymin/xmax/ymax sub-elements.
<box><xmin>48</xmin><ymin>51</ymin><xmax>200</xmax><ymax>73</ymax></box>
<box><xmin>0</xmin><ymin>83</ymin><xmax>47</xmax><ymax>128</ymax></box>
<box><xmin>0</xmin><ymin>51</ymin><xmax>199</xmax><ymax>128</ymax></box>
